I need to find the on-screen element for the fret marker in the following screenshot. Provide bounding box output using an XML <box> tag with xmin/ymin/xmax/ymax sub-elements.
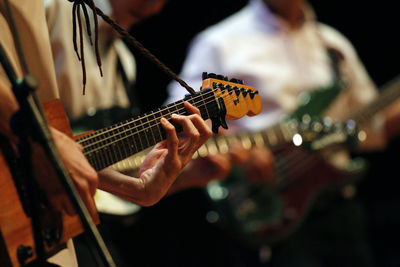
<box><xmin>292</xmin><ymin>134</ymin><xmax>303</xmax><ymax>146</ymax></box>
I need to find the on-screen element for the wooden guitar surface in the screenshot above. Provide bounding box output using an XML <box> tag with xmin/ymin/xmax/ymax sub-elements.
<box><xmin>0</xmin><ymin>99</ymin><xmax>95</xmax><ymax>266</ymax></box>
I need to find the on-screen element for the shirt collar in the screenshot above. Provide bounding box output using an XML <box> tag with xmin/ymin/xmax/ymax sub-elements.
<box><xmin>249</xmin><ymin>0</ymin><xmax>316</xmax><ymax>32</ymax></box>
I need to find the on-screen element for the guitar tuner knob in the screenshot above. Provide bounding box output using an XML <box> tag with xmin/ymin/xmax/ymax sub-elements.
<box><xmin>216</xmin><ymin>74</ymin><xmax>225</xmax><ymax>80</ymax></box>
<box><xmin>233</xmin><ymin>87</ymin><xmax>241</xmax><ymax>96</ymax></box>
<box><xmin>208</xmin><ymin>73</ymin><xmax>217</xmax><ymax>79</ymax></box>
<box><xmin>202</xmin><ymin>72</ymin><xmax>208</xmax><ymax>80</ymax></box>
<box><xmin>229</xmin><ymin>78</ymin><xmax>239</xmax><ymax>83</ymax></box>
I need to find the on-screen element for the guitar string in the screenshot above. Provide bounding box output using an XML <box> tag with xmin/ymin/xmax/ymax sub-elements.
<box><xmin>78</xmin><ymin>87</ymin><xmax>256</xmax><ymax>149</ymax></box>
<box><xmin>272</xmin><ymin>78</ymin><xmax>400</xmax><ymax>188</ymax></box>
<box><xmin>84</xmin><ymin>94</ymin><xmax>260</xmax><ymax>170</ymax></box>
<box><xmin>84</xmin><ymin>92</ymin><xmax>242</xmax><ymax>170</ymax></box>
<box><xmin>82</xmin><ymin>98</ymin><xmax>236</xmax><ymax>157</ymax></box>
<box><xmin>77</xmin><ymin>85</ymin><xmax>255</xmax><ymax>144</ymax></box>
<box><xmin>80</xmin><ymin>89</ymin><xmax>255</xmax><ymax>156</ymax></box>
<box><xmin>109</xmin><ymin>126</ymin><xmax>322</xmax><ymax>188</ymax></box>
<box><xmin>78</xmin><ymin>89</ymin><xmax>235</xmax><ymax>150</ymax></box>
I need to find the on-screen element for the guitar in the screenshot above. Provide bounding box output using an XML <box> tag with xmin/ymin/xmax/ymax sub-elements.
<box><xmin>208</xmin><ymin>74</ymin><xmax>400</xmax><ymax>246</ymax></box>
<box><xmin>0</xmin><ymin>73</ymin><xmax>262</xmax><ymax>266</ymax></box>
<box><xmin>112</xmin><ymin>75</ymin><xmax>400</xmax><ymax>246</ymax></box>
<box><xmin>106</xmin><ymin>114</ymin><xmax>359</xmax><ymax>219</ymax></box>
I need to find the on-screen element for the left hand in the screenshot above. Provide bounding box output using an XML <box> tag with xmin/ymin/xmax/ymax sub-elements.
<box><xmin>167</xmin><ymin>152</ymin><xmax>233</xmax><ymax>194</ymax></box>
<box><xmin>98</xmin><ymin>102</ymin><xmax>212</xmax><ymax>206</ymax></box>
<box><xmin>231</xmin><ymin>145</ymin><xmax>276</xmax><ymax>185</ymax></box>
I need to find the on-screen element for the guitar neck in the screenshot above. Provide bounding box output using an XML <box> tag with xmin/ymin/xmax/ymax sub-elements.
<box><xmin>77</xmin><ymin>90</ymin><xmax>217</xmax><ymax>171</ymax></box>
<box><xmin>349</xmin><ymin>75</ymin><xmax>400</xmax><ymax>124</ymax></box>
<box><xmin>194</xmin><ymin>122</ymin><xmax>295</xmax><ymax>159</ymax></box>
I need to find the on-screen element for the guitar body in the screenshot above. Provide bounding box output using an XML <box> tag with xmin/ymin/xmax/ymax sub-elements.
<box><xmin>0</xmin><ymin>99</ymin><xmax>92</xmax><ymax>266</ymax></box>
<box><xmin>208</xmin><ymin>146</ymin><xmax>366</xmax><ymax>246</ymax></box>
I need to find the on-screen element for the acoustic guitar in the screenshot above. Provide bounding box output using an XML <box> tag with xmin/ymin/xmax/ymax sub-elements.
<box><xmin>0</xmin><ymin>73</ymin><xmax>262</xmax><ymax>266</ymax></box>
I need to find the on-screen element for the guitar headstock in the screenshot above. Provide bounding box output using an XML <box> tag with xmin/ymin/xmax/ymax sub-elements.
<box><xmin>201</xmin><ymin>72</ymin><xmax>262</xmax><ymax>120</ymax></box>
<box><xmin>287</xmin><ymin>115</ymin><xmax>360</xmax><ymax>151</ymax></box>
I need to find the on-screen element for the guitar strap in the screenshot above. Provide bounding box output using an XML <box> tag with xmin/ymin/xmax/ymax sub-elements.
<box><xmin>290</xmin><ymin>47</ymin><xmax>346</xmax><ymax>119</ymax></box>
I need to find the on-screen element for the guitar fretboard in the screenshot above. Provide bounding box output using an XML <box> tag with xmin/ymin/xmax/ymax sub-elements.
<box><xmin>77</xmin><ymin>89</ymin><xmax>217</xmax><ymax>171</ymax></box>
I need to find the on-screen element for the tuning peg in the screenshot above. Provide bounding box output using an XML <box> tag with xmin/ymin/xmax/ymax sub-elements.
<box><xmin>249</xmin><ymin>90</ymin><xmax>259</xmax><ymax>99</ymax></box>
<box><xmin>202</xmin><ymin>72</ymin><xmax>208</xmax><ymax>80</ymax></box>
<box><xmin>208</xmin><ymin>73</ymin><xmax>217</xmax><ymax>79</ymax></box>
<box><xmin>241</xmin><ymin>88</ymin><xmax>248</xmax><ymax>97</ymax></box>
<box><xmin>216</xmin><ymin>74</ymin><xmax>225</xmax><ymax>80</ymax></box>
<box><xmin>229</xmin><ymin>78</ymin><xmax>244</xmax><ymax>84</ymax></box>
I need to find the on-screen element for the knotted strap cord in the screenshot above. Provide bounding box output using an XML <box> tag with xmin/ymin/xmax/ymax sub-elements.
<box><xmin>69</xmin><ymin>0</ymin><xmax>196</xmax><ymax>95</ymax></box>
<box><xmin>70</xmin><ymin>0</ymin><xmax>102</xmax><ymax>95</ymax></box>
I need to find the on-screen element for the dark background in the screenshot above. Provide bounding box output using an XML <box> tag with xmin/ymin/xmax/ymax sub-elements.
<box><xmin>124</xmin><ymin>0</ymin><xmax>400</xmax><ymax>265</ymax></box>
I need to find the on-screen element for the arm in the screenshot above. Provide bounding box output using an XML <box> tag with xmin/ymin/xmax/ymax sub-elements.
<box><xmin>1</xmin><ymin>79</ymin><xmax>99</xmax><ymax>218</ymax></box>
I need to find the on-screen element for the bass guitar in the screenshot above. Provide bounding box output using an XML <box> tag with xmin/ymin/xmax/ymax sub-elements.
<box><xmin>207</xmin><ymin>74</ymin><xmax>400</xmax><ymax>246</ymax></box>
<box><xmin>0</xmin><ymin>73</ymin><xmax>261</xmax><ymax>266</ymax></box>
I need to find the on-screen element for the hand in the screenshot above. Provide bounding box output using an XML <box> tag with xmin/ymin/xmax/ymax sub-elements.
<box><xmin>230</xmin><ymin>145</ymin><xmax>276</xmax><ymax>185</ymax></box>
<box><xmin>98</xmin><ymin>102</ymin><xmax>212</xmax><ymax>206</ymax></box>
<box><xmin>168</xmin><ymin>153</ymin><xmax>232</xmax><ymax>194</ymax></box>
<box><xmin>33</xmin><ymin>127</ymin><xmax>99</xmax><ymax>220</ymax></box>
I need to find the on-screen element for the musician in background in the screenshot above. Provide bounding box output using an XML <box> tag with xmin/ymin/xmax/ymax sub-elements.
<box><xmin>0</xmin><ymin>0</ymin><xmax>211</xmax><ymax>265</ymax></box>
<box><xmin>165</xmin><ymin>0</ymin><xmax>400</xmax><ymax>266</ymax></box>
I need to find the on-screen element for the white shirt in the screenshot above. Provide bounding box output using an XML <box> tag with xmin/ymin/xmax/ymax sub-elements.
<box><xmin>46</xmin><ymin>0</ymin><xmax>136</xmax><ymax>120</ymax></box>
<box><xmin>167</xmin><ymin>0</ymin><xmax>377</xmax><ymax>131</ymax></box>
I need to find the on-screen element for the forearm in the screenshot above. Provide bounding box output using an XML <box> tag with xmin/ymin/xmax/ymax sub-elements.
<box><xmin>98</xmin><ymin>167</ymin><xmax>170</xmax><ymax>207</ymax></box>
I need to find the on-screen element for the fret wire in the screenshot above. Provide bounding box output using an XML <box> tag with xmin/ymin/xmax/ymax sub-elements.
<box><xmin>91</xmin><ymin>135</ymin><xmax>106</xmax><ymax>170</ymax></box>
<box><xmin>201</xmin><ymin>92</ymin><xmax>211</xmax><ymax>119</ymax></box>
<box><xmin>126</xmin><ymin>118</ymin><xmax>139</xmax><ymax>156</ymax></box>
<box><xmin>147</xmin><ymin>111</ymin><xmax>157</xmax><ymax>145</ymax></box>
<box><xmin>106</xmin><ymin>127</ymin><xmax>120</xmax><ymax>165</ymax></box>
<box><xmin>113</xmin><ymin>123</ymin><xmax>128</xmax><ymax>164</ymax></box>
<box><xmin>156</xmin><ymin>107</ymin><xmax>164</xmax><ymax>140</ymax></box>
<box><xmin>132</xmin><ymin>119</ymin><xmax>144</xmax><ymax>153</ymax></box>
<box><xmin>119</xmin><ymin>121</ymin><xmax>131</xmax><ymax>159</ymax></box>
<box><xmin>77</xmin><ymin>90</ymin><xmax>214</xmax><ymax>143</ymax></box>
<box><xmin>80</xmin><ymin>94</ymin><xmax>227</xmax><ymax>153</ymax></box>
<box><xmin>82</xmin><ymin>89</ymin><xmax>249</xmax><ymax>161</ymax></box>
<box><xmin>77</xmin><ymin>88</ymin><xmax>224</xmax><ymax>144</ymax></box>
<box><xmin>139</xmin><ymin>115</ymin><xmax>150</xmax><ymax>149</ymax></box>
<box><xmin>82</xmin><ymin>103</ymin><xmax>220</xmax><ymax>157</ymax></box>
